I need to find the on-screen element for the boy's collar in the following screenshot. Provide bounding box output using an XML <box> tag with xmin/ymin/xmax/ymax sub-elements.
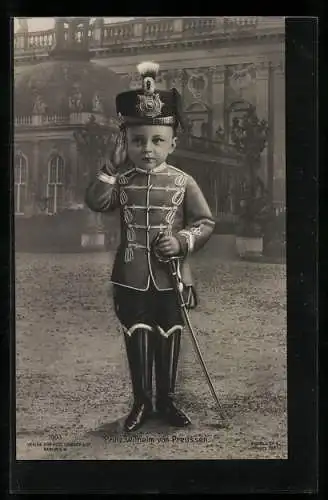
<box><xmin>134</xmin><ymin>162</ymin><xmax>167</xmax><ymax>174</ymax></box>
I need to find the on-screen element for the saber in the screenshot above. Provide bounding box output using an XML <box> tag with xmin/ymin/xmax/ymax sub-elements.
<box><xmin>167</xmin><ymin>258</ymin><xmax>225</xmax><ymax>421</ymax></box>
<box><xmin>152</xmin><ymin>234</ymin><xmax>225</xmax><ymax>423</ymax></box>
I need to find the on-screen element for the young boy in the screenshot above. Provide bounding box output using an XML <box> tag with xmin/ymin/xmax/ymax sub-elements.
<box><xmin>85</xmin><ymin>61</ymin><xmax>215</xmax><ymax>432</ymax></box>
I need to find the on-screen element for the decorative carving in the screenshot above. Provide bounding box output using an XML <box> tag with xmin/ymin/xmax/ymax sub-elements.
<box><xmin>228</xmin><ymin>63</ymin><xmax>256</xmax><ymax>93</ymax></box>
<box><xmin>187</xmin><ymin>71</ymin><xmax>208</xmax><ymax>99</ymax></box>
<box><xmin>225</xmin><ymin>64</ymin><xmax>257</xmax><ymax>108</ymax></box>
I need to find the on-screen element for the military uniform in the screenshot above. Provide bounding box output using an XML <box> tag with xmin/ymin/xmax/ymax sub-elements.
<box><xmin>85</xmin><ymin>61</ymin><xmax>215</xmax><ymax>432</ymax></box>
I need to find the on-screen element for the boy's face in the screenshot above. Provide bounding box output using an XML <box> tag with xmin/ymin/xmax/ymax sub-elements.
<box><xmin>126</xmin><ymin>125</ymin><xmax>177</xmax><ymax>169</ymax></box>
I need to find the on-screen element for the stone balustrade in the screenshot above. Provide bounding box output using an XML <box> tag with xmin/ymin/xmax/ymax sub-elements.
<box><xmin>15</xmin><ymin>114</ymin><xmax>69</xmax><ymax>127</ymax></box>
<box><xmin>14</xmin><ymin>113</ymin><xmax>243</xmax><ymax>162</ymax></box>
<box><xmin>15</xmin><ymin>113</ymin><xmax>113</xmax><ymax>127</ymax></box>
<box><xmin>103</xmin><ymin>22</ymin><xmax>134</xmax><ymax>42</ymax></box>
<box><xmin>13</xmin><ymin>16</ymin><xmax>274</xmax><ymax>56</ymax></box>
<box><xmin>15</xmin><ymin>115</ymin><xmax>33</xmax><ymax>126</ymax></box>
<box><xmin>15</xmin><ymin>29</ymin><xmax>55</xmax><ymax>50</ymax></box>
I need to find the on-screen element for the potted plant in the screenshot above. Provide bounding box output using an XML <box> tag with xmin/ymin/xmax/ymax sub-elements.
<box><xmin>230</xmin><ymin>105</ymin><xmax>270</xmax><ymax>259</ymax></box>
<box><xmin>235</xmin><ymin>179</ymin><xmax>273</xmax><ymax>259</ymax></box>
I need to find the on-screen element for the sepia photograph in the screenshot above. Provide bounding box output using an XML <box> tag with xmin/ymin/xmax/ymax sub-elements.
<box><xmin>13</xmin><ymin>16</ymin><xmax>287</xmax><ymax>462</ymax></box>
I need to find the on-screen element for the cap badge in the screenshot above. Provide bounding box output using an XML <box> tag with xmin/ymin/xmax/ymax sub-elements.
<box><xmin>136</xmin><ymin>92</ymin><xmax>164</xmax><ymax>118</ymax></box>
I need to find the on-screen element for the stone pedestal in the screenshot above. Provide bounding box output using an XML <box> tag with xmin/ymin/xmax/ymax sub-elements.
<box><xmin>236</xmin><ymin>235</ymin><xmax>263</xmax><ymax>259</ymax></box>
<box><xmin>81</xmin><ymin>232</ymin><xmax>105</xmax><ymax>249</ymax></box>
<box><xmin>81</xmin><ymin>209</ymin><xmax>106</xmax><ymax>251</ymax></box>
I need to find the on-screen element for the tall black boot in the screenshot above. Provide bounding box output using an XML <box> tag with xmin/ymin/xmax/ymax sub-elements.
<box><xmin>123</xmin><ymin>324</ymin><xmax>154</xmax><ymax>432</ymax></box>
<box><xmin>155</xmin><ymin>326</ymin><xmax>191</xmax><ymax>427</ymax></box>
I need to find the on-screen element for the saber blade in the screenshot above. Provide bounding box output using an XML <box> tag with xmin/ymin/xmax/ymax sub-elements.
<box><xmin>169</xmin><ymin>259</ymin><xmax>225</xmax><ymax>421</ymax></box>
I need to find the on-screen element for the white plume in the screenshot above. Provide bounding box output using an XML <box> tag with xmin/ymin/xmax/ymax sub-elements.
<box><xmin>137</xmin><ymin>61</ymin><xmax>160</xmax><ymax>77</ymax></box>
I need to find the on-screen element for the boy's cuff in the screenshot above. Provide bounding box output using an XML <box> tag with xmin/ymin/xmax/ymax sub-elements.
<box><xmin>174</xmin><ymin>232</ymin><xmax>193</xmax><ymax>256</ymax></box>
<box><xmin>96</xmin><ymin>170</ymin><xmax>117</xmax><ymax>185</ymax></box>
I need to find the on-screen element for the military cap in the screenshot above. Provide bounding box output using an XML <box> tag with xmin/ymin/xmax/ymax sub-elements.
<box><xmin>116</xmin><ymin>61</ymin><xmax>185</xmax><ymax>131</ymax></box>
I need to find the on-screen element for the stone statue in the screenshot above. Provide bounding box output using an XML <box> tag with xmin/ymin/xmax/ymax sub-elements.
<box><xmin>69</xmin><ymin>86</ymin><xmax>83</xmax><ymax>112</ymax></box>
<box><xmin>92</xmin><ymin>93</ymin><xmax>104</xmax><ymax>113</ymax></box>
<box><xmin>32</xmin><ymin>94</ymin><xmax>46</xmax><ymax>115</ymax></box>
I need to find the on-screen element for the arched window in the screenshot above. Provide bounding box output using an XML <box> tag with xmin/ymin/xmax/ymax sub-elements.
<box><xmin>14</xmin><ymin>152</ymin><xmax>28</xmax><ymax>214</ymax></box>
<box><xmin>47</xmin><ymin>155</ymin><xmax>65</xmax><ymax>214</ymax></box>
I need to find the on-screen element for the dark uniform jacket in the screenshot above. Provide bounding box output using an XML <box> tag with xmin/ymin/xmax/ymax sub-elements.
<box><xmin>85</xmin><ymin>161</ymin><xmax>215</xmax><ymax>291</ymax></box>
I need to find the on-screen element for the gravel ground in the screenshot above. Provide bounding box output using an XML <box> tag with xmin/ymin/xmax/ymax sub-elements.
<box><xmin>15</xmin><ymin>251</ymin><xmax>287</xmax><ymax>460</ymax></box>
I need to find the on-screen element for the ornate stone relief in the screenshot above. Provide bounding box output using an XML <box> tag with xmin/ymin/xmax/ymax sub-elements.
<box><xmin>185</xmin><ymin>68</ymin><xmax>208</xmax><ymax>100</ymax></box>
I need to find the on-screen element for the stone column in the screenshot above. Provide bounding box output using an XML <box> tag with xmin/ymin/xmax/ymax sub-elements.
<box><xmin>206</xmin><ymin>67</ymin><xmax>214</xmax><ymax>138</ymax></box>
<box><xmin>31</xmin><ymin>140</ymin><xmax>39</xmax><ymax>214</ymax></box>
<box><xmin>211</xmin><ymin>66</ymin><xmax>225</xmax><ymax>140</ymax></box>
<box><xmin>255</xmin><ymin>61</ymin><xmax>270</xmax><ymax>187</ymax></box>
<box><xmin>69</xmin><ymin>140</ymin><xmax>79</xmax><ymax>204</ymax></box>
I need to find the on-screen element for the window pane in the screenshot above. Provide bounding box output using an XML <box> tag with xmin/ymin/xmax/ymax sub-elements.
<box><xmin>57</xmin><ymin>158</ymin><xmax>65</xmax><ymax>183</ymax></box>
<box><xmin>56</xmin><ymin>185</ymin><xmax>64</xmax><ymax>211</ymax></box>
<box><xmin>47</xmin><ymin>184</ymin><xmax>55</xmax><ymax>213</ymax></box>
<box><xmin>14</xmin><ymin>163</ymin><xmax>20</xmax><ymax>184</ymax></box>
<box><xmin>49</xmin><ymin>159</ymin><xmax>57</xmax><ymax>183</ymax></box>
<box><xmin>20</xmin><ymin>159</ymin><xmax>27</xmax><ymax>183</ymax></box>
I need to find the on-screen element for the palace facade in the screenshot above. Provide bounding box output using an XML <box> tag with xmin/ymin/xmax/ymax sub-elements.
<box><xmin>14</xmin><ymin>17</ymin><xmax>285</xmax><ymax>229</ymax></box>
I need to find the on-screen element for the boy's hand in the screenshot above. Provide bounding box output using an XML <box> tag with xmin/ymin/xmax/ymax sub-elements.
<box><xmin>155</xmin><ymin>235</ymin><xmax>181</xmax><ymax>257</ymax></box>
<box><xmin>111</xmin><ymin>129</ymin><xmax>127</xmax><ymax>169</ymax></box>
